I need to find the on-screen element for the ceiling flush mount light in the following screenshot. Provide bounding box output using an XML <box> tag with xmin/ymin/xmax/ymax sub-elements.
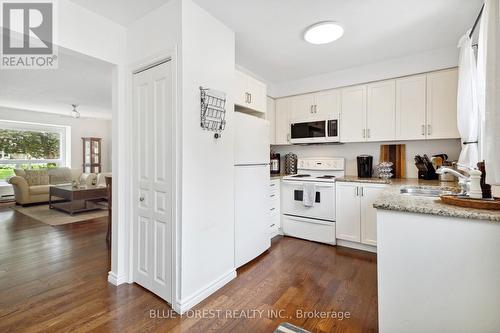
<box><xmin>304</xmin><ymin>21</ymin><xmax>344</xmax><ymax>45</ymax></box>
<box><xmin>71</xmin><ymin>104</ymin><xmax>80</xmax><ymax>119</ymax></box>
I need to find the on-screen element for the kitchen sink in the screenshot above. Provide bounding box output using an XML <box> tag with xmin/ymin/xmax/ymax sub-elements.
<box><xmin>400</xmin><ymin>187</ymin><xmax>457</xmax><ymax>197</ymax></box>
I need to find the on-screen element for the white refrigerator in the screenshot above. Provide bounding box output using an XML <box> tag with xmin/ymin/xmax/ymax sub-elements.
<box><xmin>234</xmin><ymin>112</ymin><xmax>271</xmax><ymax>268</ymax></box>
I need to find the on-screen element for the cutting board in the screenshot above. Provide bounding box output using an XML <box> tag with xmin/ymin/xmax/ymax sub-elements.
<box><xmin>380</xmin><ymin>144</ymin><xmax>406</xmax><ymax>178</ymax></box>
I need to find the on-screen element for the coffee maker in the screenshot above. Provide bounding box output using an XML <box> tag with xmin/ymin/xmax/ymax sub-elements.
<box><xmin>357</xmin><ymin>155</ymin><xmax>373</xmax><ymax>178</ymax></box>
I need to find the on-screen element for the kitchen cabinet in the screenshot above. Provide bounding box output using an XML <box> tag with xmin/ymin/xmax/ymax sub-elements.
<box><xmin>426</xmin><ymin>68</ymin><xmax>459</xmax><ymax>139</ymax></box>
<box><xmin>275</xmin><ymin>97</ymin><xmax>291</xmax><ymax>144</ymax></box>
<box><xmin>336</xmin><ymin>182</ymin><xmax>387</xmax><ymax>249</ymax></box>
<box><xmin>336</xmin><ymin>182</ymin><xmax>361</xmax><ymax>242</ymax></box>
<box><xmin>267</xmin><ymin>97</ymin><xmax>276</xmax><ymax>145</ymax></box>
<box><xmin>340</xmin><ymin>85</ymin><xmax>367</xmax><ymax>142</ymax></box>
<box><xmin>274</xmin><ymin>68</ymin><xmax>459</xmax><ymax>144</ymax></box>
<box><xmin>396</xmin><ymin>74</ymin><xmax>427</xmax><ymax>140</ymax></box>
<box><xmin>360</xmin><ymin>186</ymin><xmax>383</xmax><ymax>246</ymax></box>
<box><xmin>289</xmin><ymin>90</ymin><xmax>340</xmax><ymax>121</ymax></box>
<box><xmin>366</xmin><ymin>80</ymin><xmax>396</xmax><ymax>141</ymax></box>
<box><xmin>269</xmin><ymin>179</ymin><xmax>281</xmax><ymax>237</ymax></box>
<box><xmin>235</xmin><ymin>69</ymin><xmax>267</xmax><ymax>113</ymax></box>
<box><xmin>314</xmin><ymin>89</ymin><xmax>341</xmax><ymax>118</ymax></box>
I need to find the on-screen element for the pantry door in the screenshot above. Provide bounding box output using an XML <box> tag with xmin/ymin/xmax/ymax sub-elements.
<box><xmin>132</xmin><ymin>60</ymin><xmax>173</xmax><ymax>303</ymax></box>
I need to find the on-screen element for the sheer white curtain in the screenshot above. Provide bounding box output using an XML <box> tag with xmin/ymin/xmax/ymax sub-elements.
<box><xmin>457</xmin><ymin>30</ymin><xmax>479</xmax><ymax>169</ymax></box>
<box><xmin>477</xmin><ymin>0</ymin><xmax>500</xmax><ymax>185</ymax></box>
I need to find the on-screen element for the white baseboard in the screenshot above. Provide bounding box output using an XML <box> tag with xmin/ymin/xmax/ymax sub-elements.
<box><xmin>108</xmin><ymin>271</ymin><xmax>129</xmax><ymax>286</ymax></box>
<box><xmin>173</xmin><ymin>269</ymin><xmax>236</xmax><ymax>314</ymax></box>
<box><xmin>337</xmin><ymin>239</ymin><xmax>377</xmax><ymax>253</ymax></box>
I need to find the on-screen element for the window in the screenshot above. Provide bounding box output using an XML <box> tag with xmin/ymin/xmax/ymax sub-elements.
<box><xmin>0</xmin><ymin>120</ymin><xmax>70</xmax><ymax>180</ymax></box>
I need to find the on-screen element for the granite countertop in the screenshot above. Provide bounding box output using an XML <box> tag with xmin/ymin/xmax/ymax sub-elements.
<box><xmin>373</xmin><ymin>185</ymin><xmax>500</xmax><ymax>222</ymax></box>
<box><xmin>270</xmin><ymin>174</ymin><xmax>285</xmax><ymax>180</ymax></box>
<box><xmin>336</xmin><ymin>176</ymin><xmax>457</xmax><ymax>187</ymax></box>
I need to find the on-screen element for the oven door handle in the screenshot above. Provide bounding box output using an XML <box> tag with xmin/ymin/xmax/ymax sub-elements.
<box><xmin>284</xmin><ymin>214</ymin><xmax>334</xmax><ymax>226</ymax></box>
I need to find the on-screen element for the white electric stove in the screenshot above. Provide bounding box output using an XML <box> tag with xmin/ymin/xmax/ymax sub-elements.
<box><xmin>281</xmin><ymin>157</ymin><xmax>345</xmax><ymax>245</ymax></box>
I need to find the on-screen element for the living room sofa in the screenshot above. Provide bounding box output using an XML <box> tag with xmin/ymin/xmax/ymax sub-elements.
<box><xmin>8</xmin><ymin>167</ymin><xmax>97</xmax><ymax>206</ymax></box>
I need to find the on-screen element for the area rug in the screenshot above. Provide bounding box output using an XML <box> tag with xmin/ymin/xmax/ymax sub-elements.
<box><xmin>11</xmin><ymin>204</ymin><xmax>108</xmax><ymax>226</ymax></box>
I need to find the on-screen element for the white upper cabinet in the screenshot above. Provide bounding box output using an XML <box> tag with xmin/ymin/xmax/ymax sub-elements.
<box><xmin>366</xmin><ymin>80</ymin><xmax>396</xmax><ymax>142</ymax></box>
<box><xmin>426</xmin><ymin>68</ymin><xmax>459</xmax><ymax>139</ymax></box>
<box><xmin>290</xmin><ymin>94</ymin><xmax>314</xmax><ymax>121</ymax></box>
<box><xmin>396</xmin><ymin>74</ymin><xmax>427</xmax><ymax>140</ymax></box>
<box><xmin>275</xmin><ymin>97</ymin><xmax>291</xmax><ymax>145</ymax></box>
<box><xmin>234</xmin><ymin>69</ymin><xmax>267</xmax><ymax>113</ymax></box>
<box><xmin>266</xmin><ymin>97</ymin><xmax>276</xmax><ymax>145</ymax></box>
<box><xmin>314</xmin><ymin>89</ymin><xmax>341</xmax><ymax>118</ymax></box>
<box><xmin>340</xmin><ymin>85</ymin><xmax>367</xmax><ymax>142</ymax></box>
<box><xmin>288</xmin><ymin>89</ymin><xmax>340</xmax><ymax>121</ymax></box>
<box><xmin>235</xmin><ymin>70</ymin><xmax>249</xmax><ymax>107</ymax></box>
<box><xmin>273</xmin><ymin>68</ymin><xmax>459</xmax><ymax>144</ymax></box>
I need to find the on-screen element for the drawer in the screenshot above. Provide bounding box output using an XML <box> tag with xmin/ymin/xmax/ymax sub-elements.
<box><xmin>270</xmin><ymin>184</ymin><xmax>279</xmax><ymax>194</ymax></box>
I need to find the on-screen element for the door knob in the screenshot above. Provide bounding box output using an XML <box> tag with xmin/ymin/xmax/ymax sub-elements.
<box><xmin>139</xmin><ymin>197</ymin><xmax>145</xmax><ymax>202</ymax></box>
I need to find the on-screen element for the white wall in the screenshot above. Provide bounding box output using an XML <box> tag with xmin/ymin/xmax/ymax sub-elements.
<box><xmin>126</xmin><ymin>0</ymin><xmax>181</xmax><ymax>65</ymax></box>
<box><xmin>126</xmin><ymin>0</ymin><xmax>236</xmax><ymax>312</ymax></box>
<box><xmin>0</xmin><ymin>107</ymin><xmax>112</xmax><ymax>172</ymax></box>
<box><xmin>179</xmin><ymin>0</ymin><xmax>236</xmax><ymax>309</ymax></box>
<box><xmin>58</xmin><ymin>0</ymin><xmax>126</xmax><ymax>65</ymax></box>
<box><xmin>272</xmin><ymin>139</ymin><xmax>461</xmax><ymax>179</ymax></box>
<box><xmin>269</xmin><ymin>46</ymin><xmax>458</xmax><ymax>98</ymax></box>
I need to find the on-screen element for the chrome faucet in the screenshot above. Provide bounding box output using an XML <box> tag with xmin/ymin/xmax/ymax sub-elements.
<box><xmin>435</xmin><ymin>167</ymin><xmax>469</xmax><ymax>195</ymax></box>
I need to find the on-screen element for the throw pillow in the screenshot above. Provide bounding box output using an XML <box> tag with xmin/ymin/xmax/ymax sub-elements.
<box><xmin>24</xmin><ymin>169</ymin><xmax>49</xmax><ymax>186</ymax></box>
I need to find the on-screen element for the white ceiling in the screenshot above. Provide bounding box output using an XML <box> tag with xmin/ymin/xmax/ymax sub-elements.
<box><xmin>193</xmin><ymin>0</ymin><xmax>483</xmax><ymax>83</ymax></box>
<box><xmin>0</xmin><ymin>49</ymin><xmax>113</xmax><ymax>119</ymax></box>
<box><xmin>67</xmin><ymin>0</ymin><xmax>482</xmax><ymax>84</ymax></box>
<box><xmin>69</xmin><ymin>0</ymin><xmax>170</xmax><ymax>26</ymax></box>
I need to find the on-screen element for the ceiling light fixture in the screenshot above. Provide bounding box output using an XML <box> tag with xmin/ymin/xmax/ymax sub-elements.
<box><xmin>71</xmin><ymin>104</ymin><xmax>80</xmax><ymax>119</ymax></box>
<box><xmin>304</xmin><ymin>21</ymin><xmax>344</xmax><ymax>45</ymax></box>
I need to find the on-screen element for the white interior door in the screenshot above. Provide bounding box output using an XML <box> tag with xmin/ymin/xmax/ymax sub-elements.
<box><xmin>132</xmin><ymin>61</ymin><xmax>173</xmax><ymax>303</ymax></box>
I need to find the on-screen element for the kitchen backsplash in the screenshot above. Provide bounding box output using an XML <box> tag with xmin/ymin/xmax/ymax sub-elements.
<box><xmin>271</xmin><ymin>139</ymin><xmax>461</xmax><ymax>179</ymax></box>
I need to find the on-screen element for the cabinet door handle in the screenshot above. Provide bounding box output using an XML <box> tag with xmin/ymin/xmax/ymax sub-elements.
<box><xmin>310</xmin><ymin>105</ymin><xmax>314</xmax><ymax>114</ymax></box>
<box><xmin>421</xmin><ymin>125</ymin><xmax>425</xmax><ymax>136</ymax></box>
<box><xmin>270</xmin><ymin>208</ymin><xmax>276</xmax><ymax>211</ymax></box>
<box><xmin>427</xmin><ymin>124</ymin><xmax>432</xmax><ymax>136</ymax></box>
<box><xmin>314</xmin><ymin>105</ymin><xmax>318</xmax><ymax>113</ymax></box>
<box><xmin>362</xmin><ymin>129</ymin><xmax>366</xmax><ymax>139</ymax></box>
<box><xmin>360</xmin><ymin>187</ymin><xmax>364</xmax><ymax>196</ymax></box>
<box><xmin>367</xmin><ymin>129</ymin><xmax>371</xmax><ymax>138</ymax></box>
<box><xmin>355</xmin><ymin>187</ymin><xmax>359</xmax><ymax>196</ymax></box>
<box><xmin>270</xmin><ymin>224</ymin><xmax>276</xmax><ymax>227</ymax></box>
<box><xmin>139</xmin><ymin>196</ymin><xmax>145</xmax><ymax>202</ymax></box>
<box><xmin>287</xmin><ymin>133</ymin><xmax>291</xmax><ymax>142</ymax></box>
<box><xmin>249</xmin><ymin>93</ymin><xmax>252</xmax><ymax>104</ymax></box>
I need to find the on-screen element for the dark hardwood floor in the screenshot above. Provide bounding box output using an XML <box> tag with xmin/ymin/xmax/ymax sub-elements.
<box><xmin>0</xmin><ymin>208</ymin><xmax>378</xmax><ymax>333</ymax></box>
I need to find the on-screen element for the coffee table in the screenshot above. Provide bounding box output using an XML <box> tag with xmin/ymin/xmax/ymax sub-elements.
<box><xmin>49</xmin><ymin>185</ymin><xmax>108</xmax><ymax>215</ymax></box>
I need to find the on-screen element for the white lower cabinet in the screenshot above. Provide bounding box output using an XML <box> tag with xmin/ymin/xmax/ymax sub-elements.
<box><xmin>336</xmin><ymin>182</ymin><xmax>387</xmax><ymax>251</ymax></box>
<box><xmin>269</xmin><ymin>179</ymin><xmax>281</xmax><ymax>237</ymax></box>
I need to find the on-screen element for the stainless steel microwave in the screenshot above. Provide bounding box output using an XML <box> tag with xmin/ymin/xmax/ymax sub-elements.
<box><xmin>290</xmin><ymin>116</ymin><xmax>340</xmax><ymax>144</ymax></box>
